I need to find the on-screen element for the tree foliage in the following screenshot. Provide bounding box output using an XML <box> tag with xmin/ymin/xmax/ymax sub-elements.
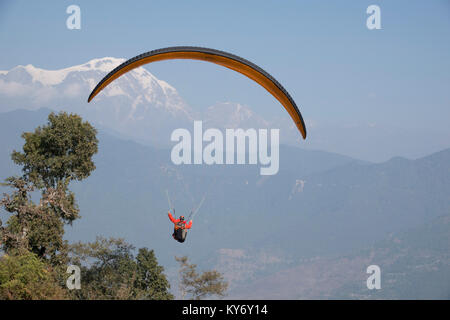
<box><xmin>0</xmin><ymin>112</ymin><xmax>96</xmax><ymax>267</ymax></box>
<box><xmin>0</xmin><ymin>111</ymin><xmax>173</xmax><ymax>300</ymax></box>
<box><xmin>0</xmin><ymin>177</ymin><xmax>76</xmax><ymax>265</ymax></box>
<box><xmin>68</xmin><ymin>237</ymin><xmax>173</xmax><ymax>300</ymax></box>
<box><xmin>176</xmin><ymin>256</ymin><xmax>228</xmax><ymax>300</ymax></box>
<box><xmin>135</xmin><ymin>247</ymin><xmax>174</xmax><ymax>300</ymax></box>
<box><xmin>0</xmin><ymin>250</ymin><xmax>66</xmax><ymax>300</ymax></box>
<box><xmin>11</xmin><ymin>111</ymin><xmax>98</xmax><ymax>188</ymax></box>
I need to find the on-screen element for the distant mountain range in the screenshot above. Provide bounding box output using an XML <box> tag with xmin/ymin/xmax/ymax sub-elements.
<box><xmin>2</xmin><ymin>58</ymin><xmax>448</xmax><ymax>162</ymax></box>
<box><xmin>229</xmin><ymin>214</ymin><xmax>450</xmax><ymax>299</ymax></box>
<box><xmin>0</xmin><ymin>58</ymin><xmax>298</xmax><ymax>147</ymax></box>
<box><xmin>0</xmin><ymin>108</ymin><xmax>449</xmax><ymax>299</ymax></box>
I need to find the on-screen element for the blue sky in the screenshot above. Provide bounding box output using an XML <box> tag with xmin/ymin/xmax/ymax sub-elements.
<box><xmin>1</xmin><ymin>0</ymin><xmax>449</xmax><ymax>159</ymax></box>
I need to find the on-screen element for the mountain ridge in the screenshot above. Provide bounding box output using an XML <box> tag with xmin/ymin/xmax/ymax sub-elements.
<box><xmin>0</xmin><ymin>108</ymin><xmax>449</xmax><ymax>298</ymax></box>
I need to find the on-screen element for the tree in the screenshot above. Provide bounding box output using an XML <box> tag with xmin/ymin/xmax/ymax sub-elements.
<box><xmin>175</xmin><ymin>256</ymin><xmax>228</xmax><ymax>300</ymax></box>
<box><xmin>0</xmin><ymin>177</ymin><xmax>75</xmax><ymax>266</ymax></box>
<box><xmin>0</xmin><ymin>112</ymin><xmax>98</xmax><ymax>266</ymax></box>
<box><xmin>68</xmin><ymin>237</ymin><xmax>173</xmax><ymax>300</ymax></box>
<box><xmin>135</xmin><ymin>248</ymin><xmax>174</xmax><ymax>300</ymax></box>
<box><xmin>0</xmin><ymin>250</ymin><xmax>66</xmax><ymax>300</ymax></box>
<box><xmin>11</xmin><ymin>111</ymin><xmax>98</xmax><ymax>189</ymax></box>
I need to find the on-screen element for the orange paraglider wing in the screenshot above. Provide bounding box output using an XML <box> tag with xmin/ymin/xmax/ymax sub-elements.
<box><xmin>88</xmin><ymin>46</ymin><xmax>307</xmax><ymax>139</ymax></box>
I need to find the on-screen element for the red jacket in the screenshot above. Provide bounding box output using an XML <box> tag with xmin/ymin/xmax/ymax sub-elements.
<box><xmin>168</xmin><ymin>212</ymin><xmax>192</xmax><ymax>230</ymax></box>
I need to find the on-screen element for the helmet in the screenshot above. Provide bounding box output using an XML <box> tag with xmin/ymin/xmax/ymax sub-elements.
<box><xmin>179</xmin><ymin>216</ymin><xmax>185</xmax><ymax>221</ymax></box>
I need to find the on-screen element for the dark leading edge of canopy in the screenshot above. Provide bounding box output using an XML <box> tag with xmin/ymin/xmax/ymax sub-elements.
<box><xmin>87</xmin><ymin>46</ymin><xmax>307</xmax><ymax>139</ymax></box>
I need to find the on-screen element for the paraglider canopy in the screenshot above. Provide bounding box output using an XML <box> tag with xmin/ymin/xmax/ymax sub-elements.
<box><xmin>88</xmin><ymin>46</ymin><xmax>307</xmax><ymax>139</ymax></box>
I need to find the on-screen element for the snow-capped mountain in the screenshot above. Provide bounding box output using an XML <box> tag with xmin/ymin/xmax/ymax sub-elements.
<box><xmin>203</xmin><ymin>102</ymin><xmax>307</xmax><ymax>146</ymax></box>
<box><xmin>0</xmin><ymin>57</ymin><xmax>190</xmax><ymax>113</ymax></box>
<box><xmin>0</xmin><ymin>58</ymin><xmax>300</xmax><ymax>146</ymax></box>
<box><xmin>0</xmin><ymin>57</ymin><xmax>197</xmax><ymax>146</ymax></box>
<box><xmin>203</xmin><ymin>102</ymin><xmax>270</xmax><ymax>129</ymax></box>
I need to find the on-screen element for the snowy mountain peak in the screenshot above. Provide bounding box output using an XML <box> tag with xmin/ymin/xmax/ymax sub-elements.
<box><xmin>79</xmin><ymin>57</ymin><xmax>126</xmax><ymax>72</ymax></box>
<box><xmin>0</xmin><ymin>58</ymin><xmax>284</xmax><ymax>147</ymax></box>
<box><xmin>0</xmin><ymin>57</ymin><xmax>184</xmax><ymax>104</ymax></box>
<box><xmin>0</xmin><ymin>57</ymin><xmax>196</xmax><ymax>145</ymax></box>
<box><xmin>205</xmin><ymin>102</ymin><xmax>269</xmax><ymax>129</ymax></box>
<box><xmin>1</xmin><ymin>57</ymin><xmax>127</xmax><ymax>86</ymax></box>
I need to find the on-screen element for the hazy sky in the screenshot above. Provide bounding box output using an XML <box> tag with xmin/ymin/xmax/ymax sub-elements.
<box><xmin>1</xmin><ymin>0</ymin><xmax>449</xmax><ymax>161</ymax></box>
